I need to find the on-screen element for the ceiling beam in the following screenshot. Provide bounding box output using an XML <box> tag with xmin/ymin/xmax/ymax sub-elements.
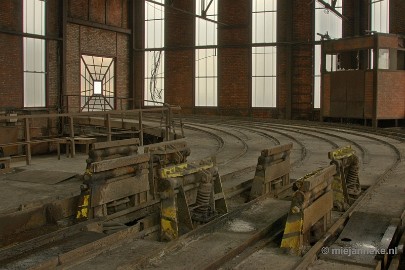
<box><xmin>317</xmin><ymin>0</ymin><xmax>349</xmax><ymax>21</ymax></box>
<box><xmin>145</xmin><ymin>0</ymin><xmax>228</xmax><ymax>26</ymax></box>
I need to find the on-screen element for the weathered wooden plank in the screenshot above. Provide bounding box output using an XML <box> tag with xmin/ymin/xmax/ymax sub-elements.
<box><xmin>143</xmin><ymin>139</ymin><xmax>187</xmax><ymax>153</ymax></box>
<box><xmin>302</xmin><ymin>165</ymin><xmax>336</xmax><ymax>192</ymax></box>
<box><xmin>58</xmin><ymin>224</ymin><xmax>141</xmax><ymax>266</ymax></box>
<box><xmin>302</xmin><ymin>191</ymin><xmax>333</xmax><ymax>232</ymax></box>
<box><xmin>261</xmin><ymin>143</ymin><xmax>293</xmax><ymax>156</ymax></box>
<box><xmin>264</xmin><ymin>159</ymin><xmax>290</xmax><ymax>183</ymax></box>
<box><xmin>90</xmin><ymin>153</ymin><xmax>150</xmax><ymax>173</ymax></box>
<box><xmin>91</xmin><ymin>174</ymin><xmax>150</xmax><ymax>206</ymax></box>
<box><xmin>92</xmin><ymin>138</ymin><xmax>140</xmax><ymax>150</ymax></box>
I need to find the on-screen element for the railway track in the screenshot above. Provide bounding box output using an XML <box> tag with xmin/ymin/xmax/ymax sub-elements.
<box><xmin>0</xmin><ymin>116</ymin><xmax>404</xmax><ymax>269</ymax></box>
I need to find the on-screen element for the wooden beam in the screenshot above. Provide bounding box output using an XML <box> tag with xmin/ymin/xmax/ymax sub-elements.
<box><xmin>261</xmin><ymin>143</ymin><xmax>293</xmax><ymax>156</ymax></box>
<box><xmin>317</xmin><ymin>0</ymin><xmax>349</xmax><ymax>21</ymax></box>
<box><xmin>0</xmin><ymin>28</ymin><xmax>62</xmax><ymax>41</ymax></box>
<box><xmin>92</xmin><ymin>138</ymin><xmax>140</xmax><ymax>150</ymax></box>
<box><xmin>67</xmin><ymin>17</ymin><xmax>131</xmax><ymax>34</ymax></box>
<box><xmin>302</xmin><ymin>191</ymin><xmax>333</xmax><ymax>232</ymax></box>
<box><xmin>90</xmin><ymin>153</ymin><xmax>150</xmax><ymax>173</ymax></box>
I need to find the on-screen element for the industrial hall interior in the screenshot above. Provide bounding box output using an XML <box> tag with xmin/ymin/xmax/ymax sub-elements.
<box><xmin>0</xmin><ymin>0</ymin><xmax>405</xmax><ymax>269</ymax></box>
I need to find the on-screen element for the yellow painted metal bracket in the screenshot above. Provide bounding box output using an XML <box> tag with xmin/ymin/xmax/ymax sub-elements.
<box><xmin>280</xmin><ymin>212</ymin><xmax>303</xmax><ymax>254</ymax></box>
<box><xmin>159</xmin><ymin>159</ymin><xmax>214</xmax><ymax>179</ymax></box>
<box><xmin>328</xmin><ymin>145</ymin><xmax>354</xmax><ymax>160</ymax></box>
<box><xmin>76</xmin><ymin>194</ymin><xmax>90</xmax><ymax>220</ymax></box>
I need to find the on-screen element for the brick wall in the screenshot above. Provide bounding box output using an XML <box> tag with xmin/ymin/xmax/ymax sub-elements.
<box><xmin>290</xmin><ymin>0</ymin><xmax>313</xmax><ymax>120</ymax></box>
<box><xmin>1</xmin><ymin>0</ymin><xmax>403</xmax><ymax>121</ymax></box>
<box><xmin>0</xmin><ymin>0</ymin><xmax>23</xmax><ymax>109</ymax></box>
<box><xmin>390</xmin><ymin>0</ymin><xmax>405</xmax><ymax>34</ymax></box>
<box><xmin>377</xmin><ymin>71</ymin><xmax>405</xmax><ymax>119</ymax></box>
<box><xmin>164</xmin><ymin>0</ymin><xmax>195</xmax><ymax>114</ymax></box>
<box><xmin>343</xmin><ymin>0</ymin><xmax>369</xmax><ymax>37</ymax></box>
<box><xmin>217</xmin><ymin>0</ymin><xmax>250</xmax><ymax>117</ymax></box>
<box><xmin>65</xmin><ymin>0</ymin><xmax>130</xmax><ymax>112</ymax></box>
<box><xmin>0</xmin><ymin>0</ymin><xmax>61</xmax><ymax>111</ymax></box>
<box><xmin>276</xmin><ymin>0</ymin><xmax>293</xmax><ymax>119</ymax></box>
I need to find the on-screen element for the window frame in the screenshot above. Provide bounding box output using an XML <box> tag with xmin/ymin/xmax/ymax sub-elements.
<box><xmin>251</xmin><ymin>0</ymin><xmax>277</xmax><ymax>108</ymax></box>
<box><xmin>23</xmin><ymin>0</ymin><xmax>47</xmax><ymax>108</ymax></box>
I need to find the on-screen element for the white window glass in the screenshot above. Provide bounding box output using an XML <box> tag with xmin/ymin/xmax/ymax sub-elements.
<box><xmin>314</xmin><ymin>0</ymin><xmax>342</xmax><ymax>109</ymax></box>
<box><xmin>80</xmin><ymin>55</ymin><xmax>115</xmax><ymax>111</ymax></box>
<box><xmin>145</xmin><ymin>0</ymin><xmax>165</xmax><ymax>106</ymax></box>
<box><xmin>144</xmin><ymin>51</ymin><xmax>164</xmax><ymax>106</ymax></box>
<box><xmin>371</xmin><ymin>0</ymin><xmax>389</xmax><ymax>33</ymax></box>
<box><xmin>195</xmin><ymin>0</ymin><xmax>218</xmax><ymax>106</ymax></box>
<box><xmin>23</xmin><ymin>0</ymin><xmax>46</xmax><ymax>107</ymax></box>
<box><xmin>94</xmin><ymin>81</ymin><xmax>102</xmax><ymax>95</ymax></box>
<box><xmin>378</xmin><ymin>49</ymin><xmax>389</xmax><ymax>69</ymax></box>
<box><xmin>252</xmin><ymin>0</ymin><xmax>277</xmax><ymax>108</ymax></box>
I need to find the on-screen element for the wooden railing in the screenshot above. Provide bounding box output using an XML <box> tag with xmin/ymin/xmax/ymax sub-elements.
<box><xmin>0</xmin><ymin>106</ymin><xmax>183</xmax><ymax>165</ymax></box>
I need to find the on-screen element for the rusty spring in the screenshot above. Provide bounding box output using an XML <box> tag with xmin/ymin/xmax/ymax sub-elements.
<box><xmin>194</xmin><ymin>171</ymin><xmax>213</xmax><ymax>214</ymax></box>
<box><xmin>346</xmin><ymin>156</ymin><xmax>361</xmax><ymax>198</ymax></box>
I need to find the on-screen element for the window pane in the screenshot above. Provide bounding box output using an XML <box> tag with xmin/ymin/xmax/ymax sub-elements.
<box><xmin>24</xmin><ymin>0</ymin><xmax>45</xmax><ymax>35</ymax></box>
<box><xmin>378</xmin><ymin>49</ymin><xmax>389</xmax><ymax>69</ymax></box>
<box><xmin>195</xmin><ymin>49</ymin><xmax>217</xmax><ymax>106</ymax></box>
<box><xmin>24</xmin><ymin>37</ymin><xmax>45</xmax><ymax>107</ymax></box>
<box><xmin>195</xmin><ymin>1</ymin><xmax>218</xmax><ymax>107</ymax></box>
<box><xmin>252</xmin><ymin>1</ymin><xmax>277</xmax><ymax>108</ymax></box>
<box><xmin>145</xmin><ymin>1</ymin><xmax>165</xmax><ymax>106</ymax></box>
<box><xmin>314</xmin><ymin>1</ymin><xmax>342</xmax><ymax>108</ymax></box>
<box><xmin>81</xmin><ymin>55</ymin><xmax>115</xmax><ymax>111</ymax></box>
<box><xmin>145</xmin><ymin>51</ymin><xmax>165</xmax><ymax>106</ymax></box>
<box><xmin>314</xmin><ymin>76</ymin><xmax>321</xmax><ymax>109</ymax></box>
<box><xmin>372</xmin><ymin>0</ymin><xmax>389</xmax><ymax>33</ymax></box>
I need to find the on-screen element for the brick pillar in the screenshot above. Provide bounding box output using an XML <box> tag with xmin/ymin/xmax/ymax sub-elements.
<box><xmin>165</xmin><ymin>0</ymin><xmax>195</xmax><ymax>113</ymax></box>
<box><xmin>291</xmin><ymin>0</ymin><xmax>313</xmax><ymax>120</ymax></box>
<box><xmin>217</xmin><ymin>0</ymin><xmax>251</xmax><ymax>116</ymax></box>
<box><xmin>0</xmin><ymin>0</ymin><xmax>23</xmax><ymax>109</ymax></box>
<box><xmin>390</xmin><ymin>0</ymin><xmax>405</xmax><ymax>34</ymax></box>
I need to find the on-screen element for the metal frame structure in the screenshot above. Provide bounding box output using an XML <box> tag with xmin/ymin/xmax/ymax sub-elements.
<box><xmin>80</xmin><ymin>55</ymin><xmax>115</xmax><ymax>112</ymax></box>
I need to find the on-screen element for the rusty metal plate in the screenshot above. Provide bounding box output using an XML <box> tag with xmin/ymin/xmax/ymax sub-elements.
<box><xmin>320</xmin><ymin>211</ymin><xmax>392</xmax><ymax>267</ymax></box>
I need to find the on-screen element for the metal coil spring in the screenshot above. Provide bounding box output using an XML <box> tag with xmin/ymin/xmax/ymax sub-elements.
<box><xmin>346</xmin><ymin>156</ymin><xmax>361</xmax><ymax>197</ymax></box>
<box><xmin>195</xmin><ymin>182</ymin><xmax>212</xmax><ymax>214</ymax></box>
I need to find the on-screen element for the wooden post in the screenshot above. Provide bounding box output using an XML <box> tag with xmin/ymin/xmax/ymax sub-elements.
<box><xmin>139</xmin><ymin>110</ymin><xmax>143</xmax><ymax>146</ymax></box>
<box><xmin>25</xmin><ymin>118</ymin><xmax>31</xmax><ymax>165</ymax></box>
<box><xmin>106</xmin><ymin>113</ymin><xmax>112</xmax><ymax>141</ymax></box>
<box><xmin>69</xmin><ymin>116</ymin><xmax>75</xmax><ymax>157</ymax></box>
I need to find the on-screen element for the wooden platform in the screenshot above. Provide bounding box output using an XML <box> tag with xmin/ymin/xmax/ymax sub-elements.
<box><xmin>57</xmin><ymin>137</ymin><xmax>97</xmax><ymax>160</ymax></box>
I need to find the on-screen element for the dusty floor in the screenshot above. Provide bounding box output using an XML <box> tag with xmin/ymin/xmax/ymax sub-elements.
<box><xmin>0</xmin><ymin>117</ymin><xmax>404</xmax><ymax>269</ymax></box>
